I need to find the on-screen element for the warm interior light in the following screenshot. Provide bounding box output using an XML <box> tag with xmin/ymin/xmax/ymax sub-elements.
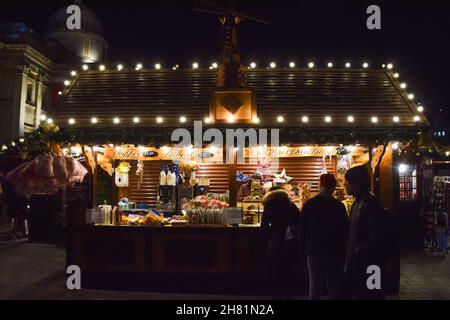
<box><xmin>209</xmin><ymin>146</ymin><xmax>218</xmax><ymax>153</ymax></box>
<box><xmin>204</xmin><ymin>117</ymin><xmax>211</xmax><ymax>124</ymax></box>
<box><xmin>71</xmin><ymin>70</ymin><xmax>77</xmax><ymax>76</ymax></box>
<box><xmin>228</xmin><ymin>114</ymin><xmax>236</xmax><ymax>123</ymax></box>
<box><xmin>115</xmin><ymin>146</ymin><xmax>122</xmax><ymax>152</ymax></box>
<box><xmin>393</xmin><ymin>116</ymin><xmax>400</xmax><ymax>123</ymax></box>
<box><xmin>400</xmin><ymin>83</ymin><xmax>407</xmax><ymax>89</ymax></box>
<box><xmin>99</xmin><ymin>65</ymin><xmax>105</xmax><ymax>71</ymax></box>
<box><xmin>40</xmin><ymin>114</ymin><xmax>47</xmax><ymax>121</ymax></box>
<box><xmin>392</xmin><ymin>142</ymin><xmax>399</xmax><ymax>150</ymax></box>
<box><xmin>417</xmin><ymin>106</ymin><xmax>424</xmax><ymax>113</ymax></box>
<box><xmin>113</xmin><ymin>117</ymin><xmax>120</xmax><ymax>124</ymax></box>
<box><xmin>308</xmin><ymin>62</ymin><xmax>314</xmax><ymax>69</ymax></box>
<box><xmin>136</xmin><ymin>63</ymin><xmax>143</xmax><ymax>70</ymax></box>
<box><xmin>64</xmin><ymin>80</ymin><xmax>70</xmax><ymax>86</ymax></box>
<box><xmin>250</xmin><ymin>62</ymin><xmax>257</xmax><ymax>69</ymax></box>
<box><xmin>302</xmin><ymin>116</ymin><xmax>309</xmax><ymax>123</ymax></box>
<box><xmin>46</xmin><ymin>118</ymin><xmax>53</xmax><ymax>124</ymax></box>
<box><xmin>252</xmin><ymin>117</ymin><xmax>260</xmax><ymax>124</ymax></box>
<box><xmin>399</xmin><ymin>164</ymin><xmax>408</xmax><ymax>173</ymax></box>
<box><xmin>347</xmin><ymin>116</ymin><xmax>354</xmax><ymax>123</ymax></box>
<box><xmin>68</xmin><ymin>118</ymin><xmax>75</xmax><ymax>125</ymax></box>
<box><xmin>387</xmin><ymin>63</ymin><xmax>394</xmax><ymax>70</ymax></box>
<box><xmin>180</xmin><ymin>116</ymin><xmax>187</xmax><ymax>123</ymax></box>
<box><xmin>327</xmin><ymin>62</ymin><xmax>333</xmax><ymax>68</ymax></box>
<box><xmin>117</xmin><ymin>64</ymin><xmax>123</xmax><ymax>71</ymax></box>
<box><xmin>82</xmin><ymin>64</ymin><xmax>89</xmax><ymax>71</ymax></box>
<box><xmin>270</xmin><ymin>62</ymin><xmax>276</xmax><ymax>68</ymax></box>
<box><xmin>133</xmin><ymin>117</ymin><xmax>140</xmax><ymax>123</ymax></box>
<box><xmin>277</xmin><ymin>116</ymin><xmax>284</xmax><ymax>123</ymax></box>
<box><xmin>155</xmin><ymin>63</ymin><xmax>161</xmax><ymax>70</ymax></box>
<box><xmin>212</xmin><ymin>62</ymin><xmax>218</xmax><ymax>69</ymax></box>
<box><xmin>362</xmin><ymin>62</ymin><xmax>369</xmax><ymax>68</ymax></box>
<box><xmin>325</xmin><ymin>116</ymin><xmax>332</xmax><ymax>123</ymax></box>
<box><xmin>394</xmin><ymin>73</ymin><xmax>399</xmax><ymax>78</ymax></box>
<box><xmin>289</xmin><ymin>62</ymin><xmax>295</xmax><ymax>68</ymax></box>
<box><xmin>156</xmin><ymin>117</ymin><xmax>163</xmax><ymax>123</ymax></box>
<box><xmin>371</xmin><ymin>117</ymin><xmax>378</xmax><ymax>123</ymax></box>
<box><xmin>414</xmin><ymin>116</ymin><xmax>420</xmax><ymax>122</ymax></box>
<box><xmin>192</xmin><ymin>62</ymin><xmax>199</xmax><ymax>69</ymax></box>
<box><xmin>408</xmin><ymin>94</ymin><xmax>415</xmax><ymax>100</ymax></box>
<box><xmin>91</xmin><ymin>117</ymin><xmax>98</xmax><ymax>124</ymax></box>
<box><xmin>58</xmin><ymin>91</ymin><xmax>63</xmax><ymax>95</ymax></box>
<box><xmin>345</xmin><ymin>62</ymin><xmax>351</xmax><ymax>68</ymax></box>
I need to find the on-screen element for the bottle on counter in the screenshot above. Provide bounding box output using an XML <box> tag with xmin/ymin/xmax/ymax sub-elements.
<box><xmin>160</xmin><ymin>170</ymin><xmax>167</xmax><ymax>186</ymax></box>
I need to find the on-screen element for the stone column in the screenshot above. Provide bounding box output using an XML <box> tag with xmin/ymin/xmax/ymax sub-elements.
<box><xmin>35</xmin><ymin>80</ymin><xmax>46</xmax><ymax>128</ymax></box>
<box><xmin>11</xmin><ymin>67</ymin><xmax>28</xmax><ymax>138</ymax></box>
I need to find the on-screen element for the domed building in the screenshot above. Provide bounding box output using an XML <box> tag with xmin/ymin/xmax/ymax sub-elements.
<box><xmin>45</xmin><ymin>0</ymin><xmax>107</xmax><ymax>63</ymax></box>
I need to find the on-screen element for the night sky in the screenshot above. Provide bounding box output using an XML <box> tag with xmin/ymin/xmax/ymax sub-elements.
<box><xmin>1</xmin><ymin>0</ymin><xmax>449</xmax><ymax>124</ymax></box>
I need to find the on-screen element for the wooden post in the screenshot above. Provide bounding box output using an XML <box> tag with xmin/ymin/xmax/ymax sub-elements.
<box><xmin>228</xmin><ymin>149</ymin><xmax>237</xmax><ymax>207</ymax></box>
<box><xmin>379</xmin><ymin>143</ymin><xmax>394</xmax><ymax>211</ymax></box>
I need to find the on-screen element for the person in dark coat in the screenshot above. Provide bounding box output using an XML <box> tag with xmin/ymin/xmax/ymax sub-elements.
<box><xmin>342</xmin><ymin>165</ymin><xmax>387</xmax><ymax>300</ymax></box>
<box><xmin>299</xmin><ymin>174</ymin><xmax>349</xmax><ymax>300</ymax></box>
<box><xmin>261</xmin><ymin>186</ymin><xmax>300</xmax><ymax>299</ymax></box>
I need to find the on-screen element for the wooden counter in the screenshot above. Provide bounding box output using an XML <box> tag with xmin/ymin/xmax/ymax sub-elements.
<box><xmin>67</xmin><ymin>225</ymin><xmax>400</xmax><ymax>295</ymax></box>
<box><xmin>68</xmin><ymin>225</ymin><xmax>309</xmax><ymax>294</ymax></box>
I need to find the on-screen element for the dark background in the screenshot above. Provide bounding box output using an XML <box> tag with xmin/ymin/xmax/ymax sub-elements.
<box><xmin>1</xmin><ymin>0</ymin><xmax>449</xmax><ymax>124</ymax></box>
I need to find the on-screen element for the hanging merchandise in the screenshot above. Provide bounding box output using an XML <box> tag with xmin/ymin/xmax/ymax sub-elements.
<box><xmin>136</xmin><ymin>160</ymin><xmax>144</xmax><ymax>190</ymax></box>
<box><xmin>6</xmin><ymin>154</ymin><xmax>88</xmax><ymax>196</ymax></box>
<box><xmin>337</xmin><ymin>155</ymin><xmax>353</xmax><ymax>175</ymax></box>
<box><xmin>255</xmin><ymin>157</ymin><xmax>273</xmax><ymax>180</ymax></box>
<box><xmin>319</xmin><ymin>155</ymin><xmax>328</xmax><ymax>175</ymax></box>
<box><xmin>115</xmin><ymin>162</ymin><xmax>131</xmax><ymax>188</ymax></box>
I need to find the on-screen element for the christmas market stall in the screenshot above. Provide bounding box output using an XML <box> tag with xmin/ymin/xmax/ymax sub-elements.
<box><xmin>0</xmin><ymin>54</ymin><xmax>431</xmax><ymax>294</ymax></box>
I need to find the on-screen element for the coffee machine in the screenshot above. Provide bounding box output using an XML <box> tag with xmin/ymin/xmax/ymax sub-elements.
<box><xmin>156</xmin><ymin>186</ymin><xmax>177</xmax><ymax>217</ymax></box>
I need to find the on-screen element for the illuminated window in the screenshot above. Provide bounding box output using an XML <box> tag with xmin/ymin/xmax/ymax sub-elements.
<box><xmin>26</xmin><ymin>81</ymin><xmax>35</xmax><ymax>105</ymax></box>
<box><xmin>399</xmin><ymin>166</ymin><xmax>417</xmax><ymax>201</ymax></box>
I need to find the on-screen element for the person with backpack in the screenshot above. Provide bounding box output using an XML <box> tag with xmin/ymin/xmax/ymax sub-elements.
<box><xmin>261</xmin><ymin>186</ymin><xmax>301</xmax><ymax>299</ymax></box>
<box><xmin>435</xmin><ymin>211</ymin><xmax>449</xmax><ymax>255</ymax></box>
<box><xmin>299</xmin><ymin>174</ymin><xmax>349</xmax><ymax>300</ymax></box>
<box><xmin>341</xmin><ymin>165</ymin><xmax>393</xmax><ymax>300</ymax></box>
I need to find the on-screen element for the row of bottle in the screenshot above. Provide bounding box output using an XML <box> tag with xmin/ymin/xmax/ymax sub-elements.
<box><xmin>160</xmin><ymin>170</ymin><xmax>178</xmax><ymax>186</ymax></box>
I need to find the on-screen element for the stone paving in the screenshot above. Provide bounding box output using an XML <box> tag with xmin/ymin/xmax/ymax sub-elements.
<box><xmin>0</xmin><ymin>217</ymin><xmax>449</xmax><ymax>300</ymax></box>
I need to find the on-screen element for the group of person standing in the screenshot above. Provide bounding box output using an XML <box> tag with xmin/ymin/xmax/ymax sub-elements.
<box><xmin>261</xmin><ymin>165</ymin><xmax>397</xmax><ymax>300</ymax></box>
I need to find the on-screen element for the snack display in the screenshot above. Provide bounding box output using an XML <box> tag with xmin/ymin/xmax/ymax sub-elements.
<box><xmin>170</xmin><ymin>215</ymin><xmax>189</xmax><ymax>225</ymax></box>
<box><xmin>122</xmin><ymin>210</ymin><xmax>164</xmax><ymax>226</ymax></box>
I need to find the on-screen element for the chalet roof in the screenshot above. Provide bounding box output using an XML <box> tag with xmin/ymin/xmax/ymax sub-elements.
<box><xmin>50</xmin><ymin>66</ymin><xmax>429</xmax><ymax>129</ymax></box>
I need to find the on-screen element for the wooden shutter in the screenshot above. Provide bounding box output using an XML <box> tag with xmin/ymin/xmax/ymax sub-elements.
<box><xmin>236</xmin><ymin>157</ymin><xmax>336</xmax><ymax>193</ymax></box>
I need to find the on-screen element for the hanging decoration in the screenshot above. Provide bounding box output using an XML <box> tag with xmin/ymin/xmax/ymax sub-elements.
<box><xmin>273</xmin><ymin>168</ymin><xmax>293</xmax><ymax>184</ymax></box>
<box><xmin>319</xmin><ymin>156</ymin><xmax>328</xmax><ymax>175</ymax></box>
<box><xmin>136</xmin><ymin>160</ymin><xmax>144</xmax><ymax>190</ymax></box>
<box><xmin>255</xmin><ymin>157</ymin><xmax>273</xmax><ymax>180</ymax></box>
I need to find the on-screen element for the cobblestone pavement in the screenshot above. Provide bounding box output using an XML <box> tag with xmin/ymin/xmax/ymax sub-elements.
<box><xmin>0</xmin><ymin>218</ymin><xmax>448</xmax><ymax>300</ymax></box>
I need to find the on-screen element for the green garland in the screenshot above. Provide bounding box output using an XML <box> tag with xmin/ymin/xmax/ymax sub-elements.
<box><xmin>1</xmin><ymin>125</ymin><xmax>449</xmax><ymax>158</ymax></box>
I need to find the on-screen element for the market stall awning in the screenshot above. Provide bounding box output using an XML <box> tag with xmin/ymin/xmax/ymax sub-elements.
<box><xmin>50</xmin><ymin>66</ymin><xmax>429</xmax><ymax>129</ymax></box>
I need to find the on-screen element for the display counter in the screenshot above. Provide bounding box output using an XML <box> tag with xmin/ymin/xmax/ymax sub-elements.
<box><xmin>67</xmin><ymin>224</ymin><xmax>309</xmax><ymax>294</ymax></box>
